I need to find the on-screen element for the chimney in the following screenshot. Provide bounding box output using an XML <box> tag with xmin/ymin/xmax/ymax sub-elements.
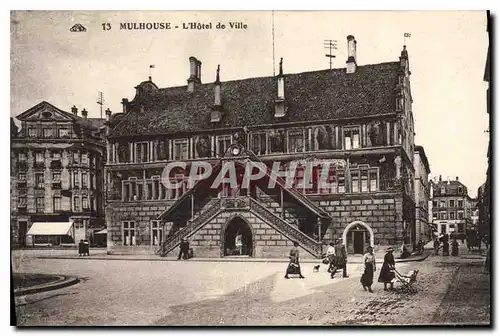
<box><xmin>456</xmin><ymin>176</ymin><xmax>459</xmax><ymax>181</ymax></box>
<box><xmin>187</xmin><ymin>56</ymin><xmax>202</xmax><ymax>92</ymax></box>
<box><xmin>71</xmin><ymin>105</ymin><xmax>78</xmax><ymax>116</ymax></box>
<box><xmin>105</xmin><ymin>108</ymin><xmax>112</xmax><ymax>122</ymax></box>
<box><xmin>122</xmin><ymin>98</ymin><xmax>129</xmax><ymax>113</ymax></box>
<box><xmin>346</xmin><ymin>35</ymin><xmax>357</xmax><ymax>74</ymax></box>
<box><xmin>447</xmin><ymin>176</ymin><xmax>450</xmax><ymax>184</ymax></box>
<box><xmin>277</xmin><ymin>57</ymin><xmax>284</xmax><ymax>99</ymax></box>
<box><xmin>274</xmin><ymin>57</ymin><xmax>286</xmax><ymax>118</ymax></box>
<box><xmin>211</xmin><ymin>65</ymin><xmax>222</xmax><ymax>123</ymax></box>
<box><xmin>214</xmin><ymin>65</ymin><xmax>221</xmax><ymax>106</ymax></box>
<box><xmin>439</xmin><ymin>175</ymin><xmax>442</xmax><ymax>182</ymax></box>
<box><xmin>81</xmin><ymin>108</ymin><xmax>88</xmax><ymax>119</ymax></box>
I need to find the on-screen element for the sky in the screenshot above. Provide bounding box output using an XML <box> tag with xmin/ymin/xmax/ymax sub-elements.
<box><xmin>10</xmin><ymin>10</ymin><xmax>489</xmax><ymax>197</ymax></box>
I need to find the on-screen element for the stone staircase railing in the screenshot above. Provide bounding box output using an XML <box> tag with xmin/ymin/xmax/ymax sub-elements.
<box><xmin>249</xmin><ymin>198</ymin><xmax>322</xmax><ymax>258</ymax></box>
<box><xmin>156</xmin><ymin>199</ymin><xmax>222</xmax><ymax>257</ymax></box>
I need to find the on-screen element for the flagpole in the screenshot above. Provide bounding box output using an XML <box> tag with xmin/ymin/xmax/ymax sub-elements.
<box><xmin>149</xmin><ymin>65</ymin><xmax>155</xmax><ymax>80</ymax></box>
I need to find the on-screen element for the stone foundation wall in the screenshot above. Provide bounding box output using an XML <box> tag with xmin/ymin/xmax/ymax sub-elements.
<box><xmin>106</xmin><ymin>193</ymin><xmax>413</xmax><ymax>258</ymax></box>
<box><xmin>106</xmin><ymin>202</ymin><xmax>170</xmax><ymax>253</ymax></box>
<box><xmin>314</xmin><ymin>195</ymin><xmax>405</xmax><ymax>249</ymax></box>
<box><xmin>173</xmin><ymin>210</ymin><xmax>309</xmax><ymax>258</ymax></box>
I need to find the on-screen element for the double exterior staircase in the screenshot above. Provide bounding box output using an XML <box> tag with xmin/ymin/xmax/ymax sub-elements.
<box><xmin>157</xmin><ymin>196</ymin><xmax>323</xmax><ymax>258</ymax></box>
<box><xmin>248</xmin><ymin>198</ymin><xmax>323</xmax><ymax>258</ymax></box>
<box><xmin>156</xmin><ymin>198</ymin><xmax>221</xmax><ymax>257</ymax></box>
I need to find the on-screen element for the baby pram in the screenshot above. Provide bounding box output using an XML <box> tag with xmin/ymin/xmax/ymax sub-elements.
<box><xmin>393</xmin><ymin>269</ymin><xmax>419</xmax><ymax>293</ymax></box>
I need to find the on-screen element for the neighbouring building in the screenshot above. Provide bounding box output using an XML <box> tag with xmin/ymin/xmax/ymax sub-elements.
<box><xmin>105</xmin><ymin>35</ymin><xmax>417</xmax><ymax>258</ymax></box>
<box><xmin>10</xmin><ymin>102</ymin><xmax>107</xmax><ymax>247</ymax></box>
<box><xmin>430</xmin><ymin>176</ymin><xmax>473</xmax><ymax>237</ymax></box>
<box><xmin>414</xmin><ymin>145</ymin><xmax>431</xmax><ymax>243</ymax></box>
<box><xmin>471</xmin><ymin>197</ymin><xmax>480</xmax><ymax>229</ymax></box>
<box><xmin>479</xmin><ymin>15</ymin><xmax>491</xmax><ymax>242</ymax></box>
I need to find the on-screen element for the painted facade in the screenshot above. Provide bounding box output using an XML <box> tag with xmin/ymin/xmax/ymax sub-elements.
<box><xmin>105</xmin><ymin>36</ymin><xmax>418</xmax><ymax>257</ymax></box>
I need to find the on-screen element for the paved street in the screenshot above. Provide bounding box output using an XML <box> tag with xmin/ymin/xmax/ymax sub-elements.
<box><xmin>12</xmin><ymin>246</ymin><xmax>490</xmax><ymax>326</ymax></box>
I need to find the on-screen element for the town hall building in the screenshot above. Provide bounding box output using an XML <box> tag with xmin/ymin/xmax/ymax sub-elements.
<box><xmin>104</xmin><ymin>35</ymin><xmax>420</xmax><ymax>258</ymax></box>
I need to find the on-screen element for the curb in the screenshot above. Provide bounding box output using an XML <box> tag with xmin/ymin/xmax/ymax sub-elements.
<box><xmin>14</xmin><ymin>275</ymin><xmax>80</xmax><ymax>297</ymax></box>
<box><xmin>37</xmin><ymin>251</ymin><xmax>431</xmax><ymax>264</ymax></box>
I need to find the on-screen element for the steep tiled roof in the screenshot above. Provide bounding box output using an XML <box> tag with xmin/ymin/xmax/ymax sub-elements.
<box><xmin>433</xmin><ymin>180</ymin><xmax>469</xmax><ymax>197</ymax></box>
<box><xmin>109</xmin><ymin>61</ymin><xmax>401</xmax><ymax>138</ymax></box>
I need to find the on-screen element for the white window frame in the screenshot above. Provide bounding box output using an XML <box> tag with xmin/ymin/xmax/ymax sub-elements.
<box><xmin>82</xmin><ymin>197</ymin><xmax>89</xmax><ymax>210</ymax></box>
<box><xmin>287</xmin><ymin>129</ymin><xmax>305</xmax><ymax>153</ymax></box>
<box><xmin>122</xmin><ymin>221</ymin><xmax>136</xmax><ymax>246</ymax></box>
<box><xmin>173</xmin><ymin>139</ymin><xmax>189</xmax><ymax>161</ymax></box>
<box><xmin>73</xmin><ymin>196</ymin><xmax>80</xmax><ymax>212</ymax></box>
<box><xmin>18</xmin><ymin>197</ymin><xmax>27</xmax><ymax>207</ymax></box>
<box><xmin>58</xmin><ymin>128</ymin><xmax>69</xmax><ymax>137</ymax></box>
<box><xmin>135</xmin><ymin>141</ymin><xmax>149</xmax><ymax>163</ymax></box>
<box><xmin>36</xmin><ymin>197</ymin><xmax>45</xmax><ymax>212</ymax></box>
<box><xmin>28</xmin><ymin>128</ymin><xmax>37</xmax><ymax>138</ymax></box>
<box><xmin>82</xmin><ymin>172</ymin><xmax>88</xmax><ymax>188</ymax></box>
<box><xmin>43</xmin><ymin>128</ymin><xmax>53</xmax><ymax>138</ymax></box>
<box><xmin>251</xmin><ymin>132</ymin><xmax>267</xmax><ymax>155</ymax></box>
<box><xmin>343</xmin><ymin>126</ymin><xmax>361</xmax><ymax>150</ymax></box>
<box><xmin>35</xmin><ymin>172</ymin><xmax>44</xmax><ymax>188</ymax></box>
<box><xmin>35</xmin><ymin>152</ymin><xmax>44</xmax><ymax>163</ymax></box>
<box><xmin>53</xmin><ymin>197</ymin><xmax>61</xmax><ymax>212</ymax></box>
<box><xmin>52</xmin><ymin>171</ymin><xmax>61</xmax><ymax>181</ymax></box>
<box><xmin>151</xmin><ymin>220</ymin><xmax>163</xmax><ymax>246</ymax></box>
<box><xmin>216</xmin><ymin>135</ymin><xmax>232</xmax><ymax>157</ymax></box>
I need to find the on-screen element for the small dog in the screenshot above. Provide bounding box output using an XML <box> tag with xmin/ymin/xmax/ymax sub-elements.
<box><xmin>313</xmin><ymin>265</ymin><xmax>320</xmax><ymax>272</ymax></box>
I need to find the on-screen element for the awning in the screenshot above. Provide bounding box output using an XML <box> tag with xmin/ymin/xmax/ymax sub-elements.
<box><xmin>27</xmin><ymin>222</ymin><xmax>73</xmax><ymax>236</ymax></box>
<box><xmin>95</xmin><ymin>229</ymin><xmax>107</xmax><ymax>235</ymax></box>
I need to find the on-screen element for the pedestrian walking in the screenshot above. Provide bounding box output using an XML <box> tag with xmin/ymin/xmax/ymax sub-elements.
<box><xmin>78</xmin><ymin>239</ymin><xmax>84</xmax><ymax>257</ymax></box>
<box><xmin>360</xmin><ymin>246</ymin><xmax>376</xmax><ymax>292</ymax></box>
<box><xmin>326</xmin><ymin>242</ymin><xmax>336</xmax><ymax>273</ymax></box>
<box><xmin>378</xmin><ymin>247</ymin><xmax>396</xmax><ymax>291</ymax></box>
<box><xmin>442</xmin><ymin>234</ymin><xmax>450</xmax><ymax>256</ymax></box>
<box><xmin>284</xmin><ymin>241</ymin><xmax>305</xmax><ymax>279</ymax></box>
<box><xmin>433</xmin><ymin>237</ymin><xmax>440</xmax><ymax>255</ymax></box>
<box><xmin>331</xmin><ymin>238</ymin><xmax>348</xmax><ymax>279</ymax></box>
<box><xmin>451</xmin><ymin>238</ymin><xmax>459</xmax><ymax>256</ymax></box>
<box><xmin>177</xmin><ymin>238</ymin><xmax>189</xmax><ymax>260</ymax></box>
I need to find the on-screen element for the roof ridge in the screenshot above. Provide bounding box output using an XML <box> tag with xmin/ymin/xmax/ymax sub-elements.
<box><xmin>154</xmin><ymin>61</ymin><xmax>400</xmax><ymax>92</ymax></box>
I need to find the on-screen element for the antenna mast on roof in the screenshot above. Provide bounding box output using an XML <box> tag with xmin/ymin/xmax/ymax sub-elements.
<box><xmin>272</xmin><ymin>11</ymin><xmax>276</xmax><ymax>76</ymax></box>
<box><xmin>96</xmin><ymin>91</ymin><xmax>104</xmax><ymax>119</ymax></box>
<box><xmin>324</xmin><ymin>40</ymin><xmax>338</xmax><ymax>70</ymax></box>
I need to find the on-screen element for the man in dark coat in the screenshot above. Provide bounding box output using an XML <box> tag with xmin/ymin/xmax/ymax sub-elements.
<box><xmin>331</xmin><ymin>238</ymin><xmax>348</xmax><ymax>278</ymax></box>
<box><xmin>177</xmin><ymin>238</ymin><xmax>190</xmax><ymax>260</ymax></box>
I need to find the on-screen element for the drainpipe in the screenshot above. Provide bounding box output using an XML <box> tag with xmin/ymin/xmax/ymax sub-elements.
<box><xmin>280</xmin><ymin>188</ymin><xmax>284</xmax><ymax>219</ymax></box>
<box><xmin>317</xmin><ymin>217</ymin><xmax>322</xmax><ymax>243</ymax></box>
<box><xmin>191</xmin><ymin>194</ymin><xmax>194</xmax><ymax>220</ymax></box>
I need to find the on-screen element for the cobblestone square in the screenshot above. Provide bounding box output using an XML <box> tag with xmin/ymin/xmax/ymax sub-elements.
<box><xmin>12</xmin><ymin>247</ymin><xmax>490</xmax><ymax>326</ymax></box>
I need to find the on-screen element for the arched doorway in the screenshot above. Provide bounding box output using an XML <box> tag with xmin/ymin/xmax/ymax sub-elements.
<box><xmin>222</xmin><ymin>216</ymin><xmax>253</xmax><ymax>257</ymax></box>
<box><xmin>342</xmin><ymin>221</ymin><xmax>374</xmax><ymax>255</ymax></box>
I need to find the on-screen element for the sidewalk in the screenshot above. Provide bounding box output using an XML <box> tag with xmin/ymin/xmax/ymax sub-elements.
<box><xmin>34</xmin><ymin>250</ymin><xmax>430</xmax><ymax>264</ymax></box>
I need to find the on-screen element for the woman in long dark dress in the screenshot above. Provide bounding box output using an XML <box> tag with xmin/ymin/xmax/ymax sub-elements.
<box><xmin>378</xmin><ymin>247</ymin><xmax>396</xmax><ymax>291</ymax></box>
<box><xmin>284</xmin><ymin>241</ymin><xmax>305</xmax><ymax>279</ymax></box>
<box><xmin>361</xmin><ymin>246</ymin><xmax>376</xmax><ymax>292</ymax></box>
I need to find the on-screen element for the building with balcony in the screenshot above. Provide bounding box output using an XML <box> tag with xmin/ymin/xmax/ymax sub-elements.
<box><xmin>105</xmin><ymin>35</ymin><xmax>418</xmax><ymax>258</ymax></box>
<box><xmin>414</xmin><ymin>145</ymin><xmax>431</xmax><ymax>244</ymax></box>
<box><xmin>11</xmin><ymin>102</ymin><xmax>106</xmax><ymax>247</ymax></box>
<box><xmin>430</xmin><ymin>176</ymin><xmax>473</xmax><ymax>238</ymax></box>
